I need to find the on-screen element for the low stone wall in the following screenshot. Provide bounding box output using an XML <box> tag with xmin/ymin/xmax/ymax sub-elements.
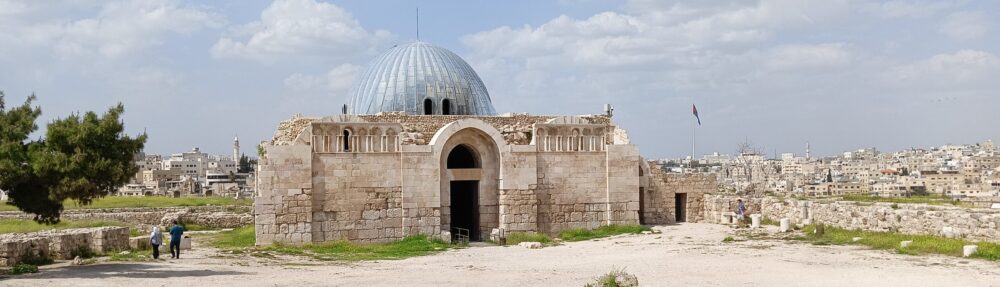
<box><xmin>703</xmin><ymin>194</ymin><xmax>1000</xmax><ymax>243</ymax></box>
<box><xmin>0</xmin><ymin>206</ymin><xmax>252</xmax><ymax>229</ymax></box>
<box><xmin>0</xmin><ymin>227</ymin><xmax>129</xmax><ymax>266</ymax></box>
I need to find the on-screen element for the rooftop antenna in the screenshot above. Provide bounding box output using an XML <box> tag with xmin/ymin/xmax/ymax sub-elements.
<box><xmin>416</xmin><ymin>7</ymin><xmax>420</xmax><ymax>40</ymax></box>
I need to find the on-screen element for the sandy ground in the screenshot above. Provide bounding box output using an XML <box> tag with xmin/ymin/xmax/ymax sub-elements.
<box><xmin>3</xmin><ymin>223</ymin><xmax>1000</xmax><ymax>287</ymax></box>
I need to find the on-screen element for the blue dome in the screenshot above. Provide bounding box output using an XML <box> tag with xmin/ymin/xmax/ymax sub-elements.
<box><xmin>347</xmin><ymin>42</ymin><xmax>496</xmax><ymax>115</ymax></box>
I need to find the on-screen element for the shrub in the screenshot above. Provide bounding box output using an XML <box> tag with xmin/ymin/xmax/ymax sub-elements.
<box><xmin>722</xmin><ymin>236</ymin><xmax>735</xmax><ymax>243</ymax></box>
<box><xmin>11</xmin><ymin>263</ymin><xmax>38</xmax><ymax>274</ymax></box>
<box><xmin>583</xmin><ymin>268</ymin><xmax>639</xmax><ymax>287</ymax></box>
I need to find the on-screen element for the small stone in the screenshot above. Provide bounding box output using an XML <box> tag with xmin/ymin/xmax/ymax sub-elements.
<box><xmin>900</xmin><ymin>241</ymin><xmax>913</xmax><ymax>248</ymax></box>
<box><xmin>963</xmin><ymin>245</ymin><xmax>978</xmax><ymax>257</ymax></box>
<box><xmin>518</xmin><ymin>242</ymin><xmax>542</xmax><ymax>249</ymax></box>
<box><xmin>119</xmin><ymin>250</ymin><xmax>131</xmax><ymax>255</ymax></box>
<box><xmin>71</xmin><ymin>256</ymin><xmax>84</xmax><ymax>265</ymax></box>
<box><xmin>640</xmin><ymin>231</ymin><xmax>652</xmax><ymax>235</ymax></box>
<box><xmin>852</xmin><ymin>237</ymin><xmax>862</xmax><ymax>242</ymax></box>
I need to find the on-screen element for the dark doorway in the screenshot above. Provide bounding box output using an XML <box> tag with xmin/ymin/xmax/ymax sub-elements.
<box><xmin>423</xmin><ymin>98</ymin><xmax>433</xmax><ymax>115</ymax></box>
<box><xmin>674</xmin><ymin>193</ymin><xmax>687</xmax><ymax>223</ymax></box>
<box><xmin>442</xmin><ymin>99</ymin><xmax>451</xmax><ymax>115</ymax></box>
<box><xmin>638</xmin><ymin>187</ymin><xmax>646</xmax><ymax>224</ymax></box>
<box><xmin>450</xmin><ymin>180</ymin><xmax>480</xmax><ymax>241</ymax></box>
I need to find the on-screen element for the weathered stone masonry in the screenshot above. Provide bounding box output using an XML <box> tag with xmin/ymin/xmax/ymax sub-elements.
<box><xmin>255</xmin><ymin>114</ymin><xmax>648</xmax><ymax>244</ymax></box>
<box><xmin>703</xmin><ymin>194</ymin><xmax>1000</xmax><ymax>244</ymax></box>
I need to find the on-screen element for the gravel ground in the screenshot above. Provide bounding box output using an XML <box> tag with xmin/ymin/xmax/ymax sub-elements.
<box><xmin>4</xmin><ymin>223</ymin><xmax>999</xmax><ymax>287</ymax></box>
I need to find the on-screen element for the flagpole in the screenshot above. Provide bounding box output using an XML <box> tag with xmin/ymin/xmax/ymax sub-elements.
<box><xmin>692</xmin><ymin>117</ymin><xmax>696</xmax><ymax>163</ymax></box>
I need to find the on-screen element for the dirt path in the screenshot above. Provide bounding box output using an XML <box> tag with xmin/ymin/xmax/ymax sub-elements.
<box><xmin>4</xmin><ymin>223</ymin><xmax>999</xmax><ymax>287</ymax></box>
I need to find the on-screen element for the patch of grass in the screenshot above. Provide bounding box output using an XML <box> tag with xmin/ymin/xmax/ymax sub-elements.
<box><xmin>796</xmin><ymin>225</ymin><xmax>1000</xmax><ymax>261</ymax></box>
<box><xmin>211</xmin><ymin>226</ymin><xmax>256</xmax><ymax>249</ymax></box>
<box><xmin>0</xmin><ymin>219</ymin><xmax>125</xmax><ymax>234</ymax></box>
<box><xmin>181</xmin><ymin>223</ymin><xmax>214</xmax><ymax>232</ymax></box>
<box><xmin>0</xmin><ymin>196</ymin><xmax>250</xmax><ymax>212</ymax></box>
<box><xmin>265</xmin><ymin>235</ymin><xmax>450</xmax><ymax>261</ymax></box>
<box><xmin>10</xmin><ymin>263</ymin><xmax>38</xmax><ymax>275</ymax></box>
<box><xmin>506</xmin><ymin>232</ymin><xmax>553</xmax><ymax>245</ymax></box>
<box><xmin>109</xmin><ymin>249</ymin><xmax>154</xmax><ymax>262</ymax></box>
<box><xmin>583</xmin><ymin>268</ymin><xmax>639</xmax><ymax>287</ymax></box>
<box><xmin>722</xmin><ymin>236</ymin><xmax>735</xmax><ymax>243</ymax></box>
<box><xmin>559</xmin><ymin>225</ymin><xmax>651</xmax><ymax>242</ymax></box>
<box><xmin>760</xmin><ymin>217</ymin><xmax>780</xmax><ymax>226</ymax></box>
<box><xmin>840</xmin><ymin>195</ymin><xmax>971</xmax><ymax>208</ymax></box>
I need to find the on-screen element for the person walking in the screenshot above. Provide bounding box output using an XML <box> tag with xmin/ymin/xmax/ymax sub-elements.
<box><xmin>736</xmin><ymin>199</ymin><xmax>747</xmax><ymax>222</ymax></box>
<box><xmin>169</xmin><ymin>220</ymin><xmax>185</xmax><ymax>259</ymax></box>
<box><xmin>149</xmin><ymin>226</ymin><xmax>163</xmax><ymax>259</ymax></box>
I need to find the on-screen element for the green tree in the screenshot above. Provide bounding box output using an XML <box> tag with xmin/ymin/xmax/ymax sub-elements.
<box><xmin>0</xmin><ymin>92</ymin><xmax>146</xmax><ymax>223</ymax></box>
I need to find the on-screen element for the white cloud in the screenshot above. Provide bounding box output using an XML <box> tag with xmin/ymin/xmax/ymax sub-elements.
<box><xmin>859</xmin><ymin>1</ymin><xmax>960</xmax><ymax>19</ymax></box>
<box><xmin>892</xmin><ymin>50</ymin><xmax>1000</xmax><ymax>88</ymax></box>
<box><xmin>0</xmin><ymin>0</ymin><xmax>222</xmax><ymax>59</ymax></box>
<box><xmin>284</xmin><ymin>64</ymin><xmax>359</xmax><ymax>95</ymax></box>
<box><xmin>766</xmin><ymin>43</ymin><xmax>852</xmax><ymax>72</ymax></box>
<box><xmin>939</xmin><ymin>11</ymin><xmax>989</xmax><ymax>41</ymax></box>
<box><xmin>211</xmin><ymin>0</ymin><xmax>391</xmax><ymax>62</ymax></box>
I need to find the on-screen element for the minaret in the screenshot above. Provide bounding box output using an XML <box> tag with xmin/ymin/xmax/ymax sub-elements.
<box><xmin>233</xmin><ymin>136</ymin><xmax>240</xmax><ymax>162</ymax></box>
<box><xmin>806</xmin><ymin>142</ymin><xmax>811</xmax><ymax>160</ymax></box>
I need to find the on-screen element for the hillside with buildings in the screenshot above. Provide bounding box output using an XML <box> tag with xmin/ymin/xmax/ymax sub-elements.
<box><xmin>658</xmin><ymin>140</ymin><xmax>1000</xmax><ymax>204</ymax></box>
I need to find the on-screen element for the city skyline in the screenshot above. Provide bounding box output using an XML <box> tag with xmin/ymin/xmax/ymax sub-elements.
<box><xmin>1</xmin><ymin>0</ymin><xmax>997</xmax><ymax>159</ymax></box>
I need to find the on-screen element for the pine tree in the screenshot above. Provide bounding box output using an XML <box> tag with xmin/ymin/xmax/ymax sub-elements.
<box><xmin>0</xmin><ymin>92</ymin><xmax>146</xmax><ymax>223</ymax></box>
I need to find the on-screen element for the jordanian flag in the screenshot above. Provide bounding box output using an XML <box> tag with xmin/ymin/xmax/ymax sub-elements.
<box><xmin>692</xmin><ymin>104</ymin><xmax>701</xmax><ymax>125</ymax></box>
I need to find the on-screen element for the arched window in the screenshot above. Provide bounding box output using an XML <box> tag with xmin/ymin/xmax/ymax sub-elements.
<box><xmin>423</xmin><ymin>98</ymin><xmax>433</xmax><ymax>115</ymax></box>
<box><xmin>442</xmin><ymin>99</ymin><xmax>451</xmax><ymax>115</ymax></box>
<box><xmin>342</xmin><ymin>129</ymin><xmax>351</xmax><ymax>152</ymax></box>
<box><xmin>447</xmin><ymin>145</ymin><xmax>480</xmax><ymax>169</ymax></box>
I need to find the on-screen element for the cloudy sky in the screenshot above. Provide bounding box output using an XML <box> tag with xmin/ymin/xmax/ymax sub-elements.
<box><xmin>1</xmin><ymin>0</ymin><xmax>997</xmax><ymax>159</ymax></box>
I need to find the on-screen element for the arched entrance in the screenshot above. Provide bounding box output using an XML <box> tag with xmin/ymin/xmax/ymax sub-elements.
<box><xmin>448</xmin><ymin>144</ymin><xmax>480</xmax><ymax>241</ymax></box>
<box><xmin>438</xmin><ymin>126</ymin><xmax>501</xmax><ymax>243</ymax></box>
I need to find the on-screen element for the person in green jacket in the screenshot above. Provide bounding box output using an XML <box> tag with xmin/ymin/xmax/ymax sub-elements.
<box><xmin>169</xmin><ymin>220</ymin><xmax>185</xmax><ymax>259</ymax></box>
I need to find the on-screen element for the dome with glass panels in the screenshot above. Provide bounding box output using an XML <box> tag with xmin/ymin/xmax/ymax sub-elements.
<box><xmin>347</xmin><ymin>41</ymin><xmax>496</xmax><ymax>115</ymax></box>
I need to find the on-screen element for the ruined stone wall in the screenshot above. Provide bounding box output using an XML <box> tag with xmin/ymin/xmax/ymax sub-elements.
<box><xmin>0</xmin><ymin>206</ymin><xmax>251</xmax><ymax>229</ymax></box>
<box><xmin>642</xmin><ymin>170</ymin><xmax>716</xmax><ymax>224</ymax></box>
<box><xmin>0</xmin><ymin>227</ymin><xmax>129</xmax><ymax>266</ymax></box>
<box><xmin>312</xmin><ymin>153</ymin><xmax>404</xmax><ymax>243</ymax></box>
<box><xmin>703</xmin><ymin>194</ymin><xmax>1000</xmax><ymax>243</ymax></box>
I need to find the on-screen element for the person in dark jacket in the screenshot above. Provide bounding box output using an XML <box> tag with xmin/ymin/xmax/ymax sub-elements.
<box><xmin>169</xmin><ymin>220</ymin><xmax>185</xmax><ymax>259</ymax></box>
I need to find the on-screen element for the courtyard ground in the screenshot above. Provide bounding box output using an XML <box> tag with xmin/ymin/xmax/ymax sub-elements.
<box><xmin>3</xmin><ymin>223</ymin><xmax>999</xmax><ymax>287</ymax></box>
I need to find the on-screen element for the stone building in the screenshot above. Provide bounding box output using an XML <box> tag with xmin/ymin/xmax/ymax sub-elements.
<box><xmin>254</xmin><ymin>42</ymin><xmax>693</xmax><ymax>244</ymax></box>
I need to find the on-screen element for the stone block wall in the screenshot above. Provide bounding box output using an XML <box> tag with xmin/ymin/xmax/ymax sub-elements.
<box><xmin>0</xmin><ymin>227</ymin><xmax>129</xmax><ymax>266</ymax></box>
<box><xmin>642</xmin><ymin>170</ymin><xmax>716</xmax><ymax>224</ymax></box>
<box><xmin>311</xmin><ymin>153</ymin><xmax>405</xmax><ymax>243</ymax></box>
<box><xmin>535</xmin><ymin>152</ymin><xmax>612</xmax><ymax>234</ymax></box>
<box><xmin>498</xmin><ymin>189</ymin><xmax>538</xmax><ymax>233</ymax></box>
<box><xmin>702</xmin><ymin>194</ymin><xmax>1000</xmax><ymax>243</ymax></box>
<box><xmin>255</xmin><ymin>145</ymin><xmax>313</xmax><ymax>245</ymax></box>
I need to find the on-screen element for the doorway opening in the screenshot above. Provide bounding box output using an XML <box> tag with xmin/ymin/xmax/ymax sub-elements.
<box><xmin>450</xmin><ymin>180</ymin><xmax>480</xmax><ymax>241</ymax></box>
<box><xmin>674</xmin><ymin>193</ymin><xmax>687</xmax><ymax>223</ymax></box>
